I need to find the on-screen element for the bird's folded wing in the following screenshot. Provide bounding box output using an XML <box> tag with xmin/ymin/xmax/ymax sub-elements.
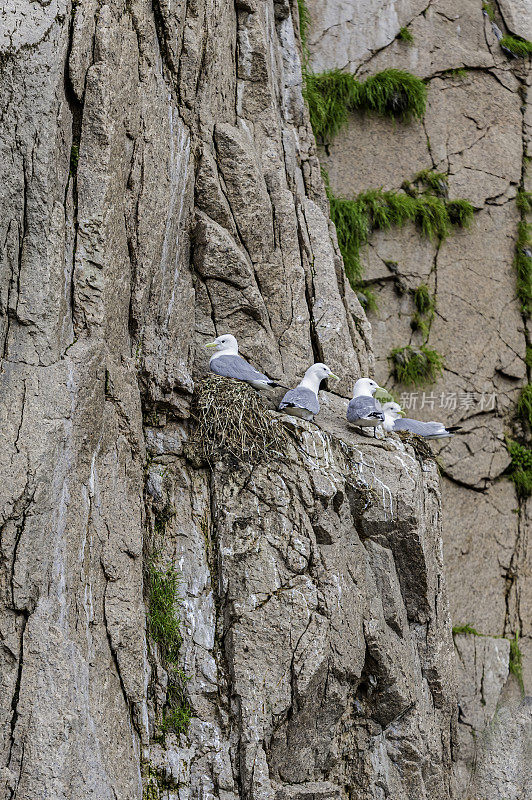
<box><xmin>279</xmin><ymin>387</ymin><xmax>319</xmax><ymax>414</ymax></box>
<box><xmin>210</xmin><ymin>355</ymin><xmax>270</xmax><ymax>382</ymax></box>
<box><xmin>394</xmin><ymin>418</ymin><xmax>444</xmax><ymax>435</ymax></box>
<box><xmin>347</xmin><ymin>396</ymin><xmax>383</xmax><ymax>420</ymax></box>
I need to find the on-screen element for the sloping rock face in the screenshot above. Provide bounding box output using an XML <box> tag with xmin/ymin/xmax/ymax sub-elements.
<box><xmin>306</xmin><ymin>0</ymin><xmax>532</xmax><ymax>794</ymax></box>
<box><xmin>147</xmin><ymin>408</ymin><xmax>456</xmax><ymax>800</ymax></box>
<box><xmin>2</xmin><ymin>1</ymin><xmax>454</xmax><ymax>799</ymax></box>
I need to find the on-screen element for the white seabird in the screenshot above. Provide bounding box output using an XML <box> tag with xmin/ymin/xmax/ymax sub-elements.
<box><xmin>206</xmin><ymin>334</ymin><xmax>286</xmax><ymax>390</ymax></box>
<box><xmin>346</xmin><ymin>378</ymin><xmax>385</xmax><ymax>433</ymax></box>
<box><xmin>278</xmin><ymin>363</ymin><xmax>339</xmax><ymax>421</ymax></box>
<box><xmin>382</xmin><ymin>401</ymin><xmax>462</xmax><ymax>438</ymax></box>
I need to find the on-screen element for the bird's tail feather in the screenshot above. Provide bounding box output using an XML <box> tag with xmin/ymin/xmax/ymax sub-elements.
<box><xmin>446</xmin><ymin>425</ymin><xmax>462</xmax><ymax>433</ymax></box>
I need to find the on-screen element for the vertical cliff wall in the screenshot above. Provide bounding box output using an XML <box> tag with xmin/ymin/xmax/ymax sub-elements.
<box><xmin>0</xmin><ymin>1</ymin><xmax>472</xmax><ymax>799</ymax></box>
<box><xmin>305</xmin><ymin>0</ymin><xmax>531</xmax><ymax>795</ymax></box>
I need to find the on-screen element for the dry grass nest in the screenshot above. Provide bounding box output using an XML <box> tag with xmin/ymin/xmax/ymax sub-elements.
<box><xmin>395</xmin><ymin>430</ymin><xmax>435</xmax><ymax>460</ymax></box>
<box><xmin>185</xmin><ymin>376</ymin><xmax>290</xmax><ymax>468</ymax></box>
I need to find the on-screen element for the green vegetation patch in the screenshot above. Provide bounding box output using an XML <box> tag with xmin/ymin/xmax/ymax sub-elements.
<box><xmin>148</xmin><ymin>561</ymin><xmax>183</xmax><ymax>664</ymax></box>
<box><xmin>147</xmin><ymin>561</ymin><xmax>192</xmax><ymax>740</ymax></box>
<box><xmin>516</xmin><ymin>190</ymin><xmax>532</xmax><ymax>215</ymax></box>
<box><xmin>397</xmin><ymin>26</ymin><xmax>414</xmax><ymax>44</ymax></box>
<box><xmin>452</xmin><ymin>623</ymin><xmax>483</xmax><ymax>636</ymax></box>
<box><xmin>500</xmin><ymin>34</ymin><xmax>532</xmax><ymax>57</ymax></box>
<box><xmin>505</xmin><ymin>438</ymin><xmax>532</xmax><ymax>499</ymax></box>
<box><xmin>305</xmin><ymin>68</ymin><xmax>427</xmax><ymax>141</ymax></box>
<box><xmin>389</xmin><ymin>344</ymin><xmax>445</xmax><ymax>386</ymax></box>
<box><xmin>526</xmin><ymin>345</ymin><xmax>532</xmax><ymax>369</ymax></box>
<box><xmin>411</xmin><ymin>284</ymin><xmax>436</xmax><ymax>339</ymax></box>
<box><xmin>159</xmin><ymin>681</ymin><xmax>192</xmax><ymax>738</ymax></box>
<box><xmin>413</xmin><ymin>169</ymin><xmax>448</xmax><ymax>196</ymax></box>
<box><xmin>517</xmin><ymin>383</ymin><xmax>532</xmax><ymax>428</ymax></box>
<box><xmin>326</xmin><ymin>182</ymin><xmax>472</xmax><ymax>291</ymax></box>
<box><xmin>482</xmin><ymin>2</ymin><xmax>495</xmax><ymax>21</ymax></box>
<box><xmin>515</xmin><ymin>216</ymin><xmax>532</xmax><ymax>317</ymax></box>
<box><xmin>297</xmin><ymin>0</ymin><xmax>310</xmax><ymax>54</ymax></box>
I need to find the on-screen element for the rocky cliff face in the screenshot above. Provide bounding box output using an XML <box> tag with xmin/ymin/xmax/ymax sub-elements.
<box><xmin>0</xmin><ymin>1</ymin><xmax>511</xmax><ymax>799</ymax></box>
<box><xmin>305</xmin><ymin>0</ymin><xmax>532</xmax><ymax>795</ymax></box>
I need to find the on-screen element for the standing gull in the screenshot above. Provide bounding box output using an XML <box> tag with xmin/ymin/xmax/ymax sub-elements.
<box><xmin>206</xmin><ymin>334</ymin><xmax>286</xmax><ymax>390</ymax></box>
<box><xmin>382</xmin><ymin>402</ymin><xmax>462</xmax><ymax>438</ymax></box>
<box><xmin>279</xmin><ymin>363</ymin><xmax>339</xmax><ymax>421</ymax></box>
<box><xmin>346</xmin><ymin>378</ymin><xmax>385</xmax><ymax>434</ymax></box>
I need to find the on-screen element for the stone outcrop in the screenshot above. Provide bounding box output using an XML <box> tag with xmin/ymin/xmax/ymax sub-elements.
<box><xmin>147</xmin><ymin>405</ymin><xmax>456</xmax><ymax>800</ymax></box>
<box><xmin>0</xmin><ymin>2</ymin><xmax>459</xmax><ymax>800</ymax></box>
<box><xmin>305</xmin><ymin>0</ymin><xmax>532</xmax><ymax>794</ymax></box>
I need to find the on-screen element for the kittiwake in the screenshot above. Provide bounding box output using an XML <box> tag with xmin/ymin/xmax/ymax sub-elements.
<box><xmin>382</xmin><ymin>402</ymin><xmax>462</xmax><ymax>438</ymax></box>
<box><xmin>346</xmin><ymin>378</ymin><xmax>385</xmax><ymax>434</ymax></box>
<box><xmin>279</xmin><ymin>363</ymin><xmax>339</xmax><ymax>421</ymax></box>
<box><xmin>206</xmin><ymin>334</ymin><xmax>286</xmax><ymax>390</ymax></box>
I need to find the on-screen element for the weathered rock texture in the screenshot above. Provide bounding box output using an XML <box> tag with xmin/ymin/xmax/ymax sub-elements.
<box><xmin>147</xmin><ymin>407</ymin><xmax>456</xmax><ymax>800</ymax></box>
<box><xmin>0</xmin><ymin>2</ymin><xmax>459</xmax><ymax>800</ymax></box>
<box><xmin>306</xmin><ymin>0</ymin><xmax>532</xmax><ymax>794</ymax></box>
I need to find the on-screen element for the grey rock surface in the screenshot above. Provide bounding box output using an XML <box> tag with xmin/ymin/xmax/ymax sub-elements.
<box><xmin>307</xmin><ymin>0</ymin><xmax>532</xmax><ymax>796</ymax></box>
<box><xmin>0</xmin><ymin>1</ymin><xmax>455</xmax><ymax>799</ymax></box>
<box><xmin>4</xmin><ymin>0</ymin><xmax>526</xmax><ymax>798</ymax></box>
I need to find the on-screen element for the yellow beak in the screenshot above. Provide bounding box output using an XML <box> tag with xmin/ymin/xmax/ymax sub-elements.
<box><xmin>329</xmin><ymin>373</ymin><xmax>340</xmax><ymax>380</ymax></box>
<box><xmin>205</xmin><ymin>342</ymin><xmax>217</xmax><ymax>348</ymax></box>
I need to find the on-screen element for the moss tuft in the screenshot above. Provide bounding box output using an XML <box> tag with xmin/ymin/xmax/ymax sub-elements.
<box><xmin>389</xmin><ymin>344</ymin><xmax>445</xmax><ymax>386</ymax></box>
<box><xmin>515</xmin><ymin>217</ymin><xmax>532</xmax><ymax>316</ymax></box>
<box><xmin>297</xmin><ymin>0</ymin><xmax>311</xmax><ymax>57</ymax></box>
<box><xmin>326</xmin><ymin>182</ymin><xmax>473</xmax><ymax>293</ymax></box>
<box><xmin>304</xmin><ymin>69</ymin><xmax>360</xmax><ymax>143</ymax></box>
<box><xmin>517</xmin><ymin>384</ymin><xmax>532</xmax><ymax>428</ymax></box>
<box><xmin>305</xmin><ymin>68</ymin><xmax>426</xmax><ymax>142</ymax></box>
<box><xmin>148</xmin><ymin>562</ymin><xmax>183</xmax><ymax>664</ymax></box>
<box><xmin>357</xmin><ymin>69</ymin><xmax>427</xmax><ymax>122</ymax></box>
<box><xmin>186</xmin><ymin>376</ymin><xmax>289</xmax><ymax>468</ymax></box>
<box><xmin>412</xmin><ymin>283</ymin><xmax>433</xmax><ymax>314</ymax></box>
<box><xmin>147</xmin><ymin>562</ymin><xmax>192</xmax><ymax>741</ymax></box>
<box><xmin>516</xmin><ymin>190</ymin><xmax>532</xmax><ymax>215</ymax></box>
<box><xmin>452</xmin><ymin>623</ymin><xmax>483</xmax><ymax>636</ymax></box>
<box><xmin>526</xmin><ymin>345</ymin><xmax>532</xmax><ymax>369</ymax></box>
<box><xmin>482</xmin><ymin>2</ymin><xmax>495</xmax><ymax>21</ymax></box>
<box><xmin>499</xmin><ymin>34</ymin><xmax>532</xmax><ymax>57</ymax></box>
<box><xmin>414</xmin><ymin>169</ymin><xmax>448</xmax><ymax>196</ymax></box>
<box><xmin>411</xmin><ymin>284</ymin><xmax>436</xmax><ymax>339</ymax></box>
<box><xmin>159</xmin><ymin>680</ymin><xmax>192</xmax><ymax>738</ymax></box>
<box><xmin>357</xmin><ymin>285</ymin><xmax>378</xmax><ymax>312</ymax></box>
<box><xmin>446</xmin><ymin>198</ymin><xmax>475</xmax><ymax>227</ymax></box>
<box><xmin>509</xmin><ymin>633</ymin><xmax>525</xmax><ymax>693</ymax></box>
<box><xmin>506</xmin><ymin>438</ymin><xmax>532</xmax><ymax>499</ymax></box>
<box><xmin>397</xmin><ymin>26</ymin><xmax>414</xmax><ymax>44</ymax></box>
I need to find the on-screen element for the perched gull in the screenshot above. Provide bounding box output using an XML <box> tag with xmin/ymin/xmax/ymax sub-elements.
<box><xmin>279</xmin><ymin>363</ymin><xmax>339</xmax><ymax>421</ymax></box>
<box><xmin>206</xmin><ymin>334</ymin><xmax>286</xmax><ymax>390</ymax></box>
<box><xmin>382</xmin><ymin>402</ymin><xmax>462</xmax><ymax>439</ymax></box>
<box><xmin>346</xmin><ymin>378</ymin><xmax>385</xmax><ymax>434</ymax></box>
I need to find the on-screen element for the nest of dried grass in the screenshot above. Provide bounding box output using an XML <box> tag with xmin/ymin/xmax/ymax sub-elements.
<box><xmin>395</xmin><ymin>430</ymin><xmax>435</xmax><ymax>460</ymax></box>
<box><xmin>185</xmin><ymin>376</ymin><xmax>289</xmax><ymax>468</ymax></box>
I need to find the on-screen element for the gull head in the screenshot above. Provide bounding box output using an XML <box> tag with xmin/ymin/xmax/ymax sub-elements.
<box><xmin>352</xmin><ymin>377</ymin><xmax>380</xmax><ymax>398</ymax></box>
<box><xmin>307</xmin><ymin>363</ymin><xmax>339</xmax><ymax>382</ymax></box>
<box><xmin>205</xmin><ymin>333</ymin><xmax>238</xmax><ymax>354</ymax></box>
<box><xmin>382</xmin><ymin>401</ymin><xmax>404</xmax><ymax>419</ymax></box>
